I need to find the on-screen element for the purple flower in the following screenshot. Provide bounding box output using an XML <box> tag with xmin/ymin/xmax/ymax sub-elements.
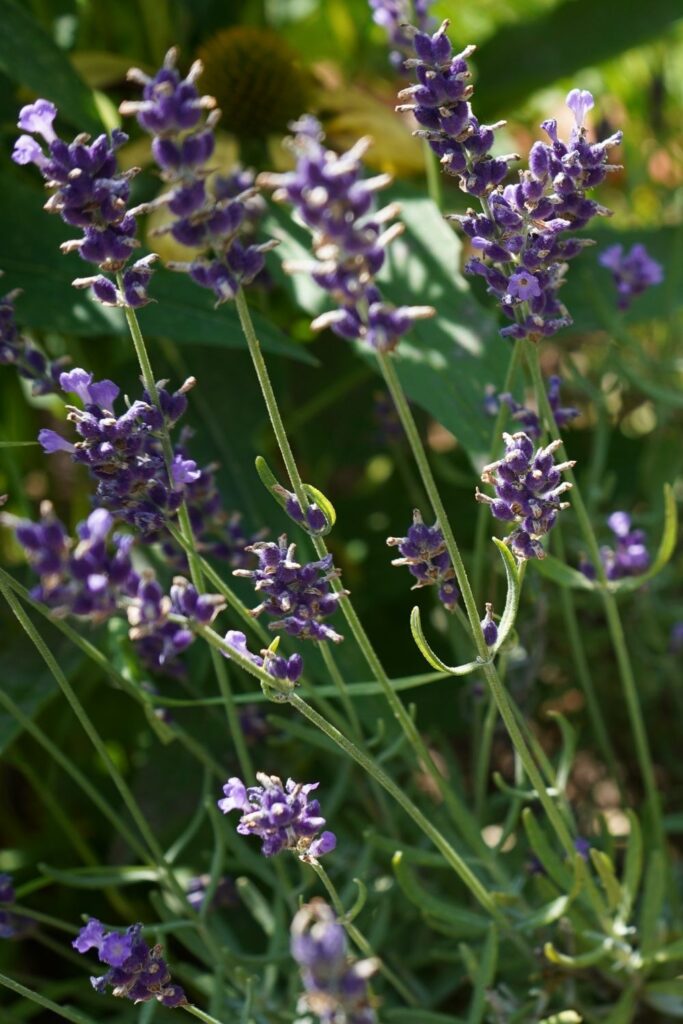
<box><xmin>127</xmin><ymin>574</ymin><xmax>224</xmax><ymax>674</ymax></box>
<box><xmin>480</xmin><ymin>603</ymin><xmax>498</xmax><ymax>647</ymax></box>
<box><xmin>10</xmin><ymin>502</ymin><xmax>139</xmax><ymax>622</ymax></box>
<box><xmin>223</xmin><ymin>630</ymin><xmax>304</xmax><ymax>684</ymax></box>
<box><xmin>73</xmin><ymin>918</ymin><xmax>186</xmax><ymax>1007</ymax></box>
<box><xmin>0</xmin><ymin>872</ymin><xmax>31</xmax><ymax>941</ymax></box>
<box><xmin>498</xmin><ymin>375</ymin><xmax>579</xmax><ymax>440</ymax></box>
<box><xmin>120</xmin><ymin>50</ymin><xmax>275</xmax><ymax>305</ymax></box>
<box><xmin>584</xmin><ymin>510</ymin><xmax>650</xmax><ymax>581</ymax></box>
<box><xmin>12</xmin><ymin>102</ymin><xmax>154</xmax><ymax>307</ymax></box>
<box><xmin>291</xmin><ymin>899</ymin><xmax>377</xmax><ymax>1023</ymax></box>
<box><xmin>476</xmin><ymin>432</ymin><xmax>574</xmax><ymax>559</ymax></box>
<box><xmin>0</xmin><ymin>281</ymin><xmax>67</xmax><ymax>395</ymax></box>
<box><xmin>369</xmin><ymin>0</ymin><xmax>435</xmax><ymax>71</ymax></box>
<box><xmin>400</xmin><ymin>22</ymin><xmax>622</xmax><ymax>340</ymax></box>
<box><xmin>185</xmin><ymin>874</ymin><xmax>238</xmax><ymax>913</ymax></box>
<box><xmin>273</xmin><ymin>485</ymin><xmax>328</xmax><ymax>535</ymax></box>
<box><xmin>599</xmin><ymin>243</ymin><xmax>663</xmax><ymax>310</ymax></box>
<box><xmin>218</xmin><ymin>773</ymin><xmax>336</xmax><ymax>859</ymax></box>
<box><xmin>259</xmin><ymin>117</ymin><xmax>434</xmax><ymax>352</ymax></box>
<box><xmin>234</xmin><ymin>535</ymin><xmax>346</xmax><ymax>643</ymax></box>
<box><xmin>387</xmin><ymin>509</ymin><xmax>459</xmax><ymax>611</ymax></box>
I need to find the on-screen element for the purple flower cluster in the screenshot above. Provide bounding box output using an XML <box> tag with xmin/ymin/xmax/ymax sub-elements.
<box><xmin>0</xmin><ymin>873</ymin><xmax>30</xmax><ymax>940</ymax></box>
<box><xmin>369</xmin><ymin>0</ymin><xmax>434</xmax><ymax>71</ymax></box>
<box><xmin>73</xmin><ymin>918</ymin><xmax>186</xmax><ymax>1007</ymax></box>
<box><xmin>399</xmin><ymin>21</ymin><xmax>622</xmax><ymax>340</ymax></box>
<box><xmin>291</xmin><ymin>899</ymin><xmax>377</xmax><ymax>1024</ymax></box>
<box><xmin>223</xmin><ymin>630</ymin><xmax>304</xmax><ymax>685</ymax></box>
<box><xmin>0</xmin><ymin>283</ymin><xmax>66</xmax><ymax>395</ymax></box>
<box><xmin>476</xmin><ymin>432</ymin><xmax>574</xmax><ymax>559</ymax></box>
<box><xmin>234</xmin><ymin>535</ymin><xmax>346</xmax><ymax>643</ymax></box>
<box><xmin>581</xmin><ymin>511</ymin><xmax>650</xmax><ymax>582</ymax></box>
<box><xmin>218</xmin><ymin>773</ymin><xmax>336</xmax><ymax>859</ymax></box>
<box><xmin>12</xmin><ymin>504</ymin><xmax>138</xmax><ymax>622</ymax></box>
<box><xmin>386</xmin><ymin>509</ymin><xmax>459</xmax><ymax>611</ymax></box>
<box><xmin>494</xmin><ymin>376</ymin><xmax>579</xmax><ymax>439</ymax></box>
<box><xmin>259</xmin><ymin>116</ymin><xmax>434</xmax><ymax>352</ymax></box>
<box><xmin>273</xmin><ymin>485</ymin><xmax>328</xmax><ymax>535</ymax></box>
<box><xmin>121</xmin><ymin>49</ymin><xmax>275</xmax><ymax>304</ymax></box>
<box><xmin>127</xmin><ymin>574</ymin><xmax>224</xmax><ymax>673</ymax></box>
<box><xmin>12</xmin><ymin>100</ymin><xmax>155</xmax><ymax>308</ymax></box>
<box><xmin>599</xmin><ymin>243</ymin><xmax>663</xmax><ymax>310</ymax></box>
<box><xmin>38</xmin><ymin>367</ymin><xmax>200</xmax><ymax>540</ymax></box>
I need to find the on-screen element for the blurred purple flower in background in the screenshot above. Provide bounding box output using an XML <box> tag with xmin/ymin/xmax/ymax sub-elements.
<box><xmin>599</xmin><ymin>243</ymin><xmax>663</xmax><ymax>309</ymax></box>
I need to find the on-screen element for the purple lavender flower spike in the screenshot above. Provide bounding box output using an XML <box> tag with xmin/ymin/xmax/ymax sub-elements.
<box><xmin>387</xmin><ymin>509</ymin><xmax>459</xmax><ymax>611</ymax></box>
<box><xmin>595</xmin><ymin>511</ymin><xmax>650</xmax><ymax>581</ymax></box>
<box><xmin>73</xmin><ymin>918</ymin><xmax>186</xmax><ymax>1006</ymax></box>
<box><xmin>291</xmin><ymin>899</ymin><xmax>378</xmax><ymax>1023</ymax></box>
<box><xmin>222</xmin><ymin>629</ymin><xmax>304</xmax><ymax>684</ymax></box>
<box><xmin>476</xmin><ymin>432</ymin><xmax>574</xmax><ymax>560</ymax></box>
<box><xmin>218</xmin><ymin>773</ymin><xmax>336</xmax><ymax>859</ymax></box>
<box><xmin>234</xmin><ymin>535</ymin><xmax>347</xmax><ymax>643</ymax></box>
<box><xmin>399</xmin><ymin>23</ymin><xmax>622</xmax><ymax>340</ymax></box>
<box><xmin>12</xmin><ymin>102</ymin><xmax>155</xmax><ymax>308</ymax></box>
<box><xmin>120</xmin><ymin>49</ymin><xmax>276</xmax><ymax>306</ymax></box>
<box><xmin>259</xmin><ymin>118</ymin><xmax>434</xmax><ymax>352</ymax></box>
<box><xmin>599</xmin><ymin>243</ymin><xmax>663</xmax><ymax>310</ymax></box>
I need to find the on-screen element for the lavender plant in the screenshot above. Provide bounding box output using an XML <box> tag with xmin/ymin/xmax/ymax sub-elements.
<box><xmin>0</xmin><ymin>9</ymin><xmax>681</xmax><ymax>1024</ymax></box>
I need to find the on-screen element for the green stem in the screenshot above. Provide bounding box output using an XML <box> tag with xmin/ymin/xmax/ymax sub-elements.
<box><xmin>377</xmin><ymin>351</ymin><xmax>576</xmax><ymax>858</ymax></box>
<box><xmin>234</xmin><ymin>288</ymin><xmax>507</xmax><ymax>883</ymax></box>
<box><xmin>0</xmin><ymin>973</ymin><xmax>95</xmax><ymax>1024</ymax></box>
<box><xmin>524</xmin><ymin>340</ymin><xmax>664</xmax><ymax>850</ymax></box>
<box><xmin>474</xmin><ymin>691</ymin><xmax>498</xmax><ymax>822</ymax></box>
<box><xmin>308</xmin><ymin>860</ymin><xmax>417</xmax><ymax>1005</ymax></box>
<box><xmin>183</xmin><ymin>1006</ymin><xmax>228</xmax><ymax>1024</ymax></box>
<box><xmin>119</xmin><ymin>289</ymin><xmax>253</xmax><ymax>782</ymax></box>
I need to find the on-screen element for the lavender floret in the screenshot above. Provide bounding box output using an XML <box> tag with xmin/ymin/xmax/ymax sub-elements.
<box><xmin>480</xmin><ymin>603</ymin><xmax>498</xmax><ymax>647</ymax></box>
<box><xmin>218</xmin><ymin>773</ymin><xmax>336</xmax><ymax>859</ymax></box>
<box><xmin>369</xmin><ymin>0</ymin><xmax>435</xmax><ymax>71</ymax></box>
<box><xmin>476</xmin><ymin>431</ymin><xmax>574</xmax><ymax>559</ymax></box>
<box><xmin>582</xmin><ymin>511</ymin><xmax>650</xmax><ymax>582</ymax></box>
<box><xmin>234</xmin><ymin>535</ymin><xmax>346</xmax><ymax>643</ymax></box>
<box><xmin>121</xmin><ymin>50</ymin><xmax>275</xmax><ymax>305</ymax></box>
<box><xmin>259</xmin><ymin>116</ymin><xmax>434</xmax><ymax>352</ymax></box>
<box><xmin>73</xmin><ymin>918</ymin><xmax>186</xmax><ymax>1007</ymax></box>
<box><xmin>387</xmin><ymin>509</ymin><xmax>459</xmax><ymax>611</ymax></box>
<box><xmin>291</xmin><ymin>899</ymin><xmax>377</xmax><ymax>1023</ymax></box>
<box><xmin>0</xmin><ymin>283</ymin><xmax>67</xmax><ymax>395</ymax></box>
<box><xmin>599</xmin><ymin>243</ymin><xmax>663</xmax><ymax>310</ymax></box>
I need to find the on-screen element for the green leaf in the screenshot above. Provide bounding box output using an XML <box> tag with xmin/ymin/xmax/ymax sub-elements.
<box><xmin>589</xmin><ymin>849</ymin><xmax>622</xmax><ymax>912</ymax></box>
<box><xmin>39</xmin><ymin>864</ymin><xmax>159</xmax><ymax>888</ymax></box>
<box><xmin>546</xmin><ymin>711</ymin><xmax>576</xmax><ymax>794</ymax></box>
<box><xmin>409</xmin><ymin>605</ymin><xmax>480</xmax><ymax>675</ymax></box>
<box><xmin>532</xmin><ymin>555</ymin><xmax>596</xmax><ymax>591</ymax></box>
<box><xmin>543</xmin><ymin>939</ymin><xmax>611</xmax><ymax>969</ymax></box>
<box><xmin>0</xmin><ymin>0</ymin><xmax>100</xmax><ymax>132</ymax></box>
<box><xmin>467</xmin><ymin>925</ymin><xmax>498</xmax><ymax>1024</ymax></box>
<box><xmin>474</xmin><ymin>0</ymin><xmax>683</xmax><ymax>119</ymax></box>
<box><xmin>522</xmin><ymin>808</ymin><xmax>573</xmax><ymax>892</ymax></box>
<box><xmin>643</xmin><ymin>981</ymin><xmax>683</xmax><ymax>1018</ymax></box>
<box><xmin>618</xmin><ymin>812</ymin><xmax>643</xmax><ymax>924</ymax></box>
<box><xmin>491</xmin><ymin>538</ymin><xmax>520</xmax><ymax>653</ymax></box>
<box><xmin>640</xmin><ymin>850</ymin><xmax>666</xmax><ymax>958</ymax></box>
<box><xmin>601</xmin><ymin>987</ymin><xmax>637</xmax><ymax>1024</ymax></box>
<box><xmin>652</xmin><ymin>937</ymin><xmax>683</xmax><ymax>965</ymax></box>
<box><xmin>520</xmin><ymin>895</ymin><xmax>571</xmax><ymax>932</ymax></box>
<box><xmin>235</xmin><ymin>877</ymin><xmax>276</xmax><ymax>937</ymax></box>
<box><xmin>391</xmin><ymin>851</ymin><xmax>489</xmax><ymax>937</ymax></box>
<box><xmin>0</xmin><ymin>174</ymin><xmax>313</xmax><ymax>364</ymax></box>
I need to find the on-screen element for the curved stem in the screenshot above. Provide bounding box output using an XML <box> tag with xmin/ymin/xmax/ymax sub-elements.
<box><xmin>524</xmin><ymin>340</ymin><xmax>664</xmax><ymax>850</ymax></box>
<box><xmin>0</xmin><ymin>972</ymin><xmax>96</xmax><ymax>1024</ymax></box>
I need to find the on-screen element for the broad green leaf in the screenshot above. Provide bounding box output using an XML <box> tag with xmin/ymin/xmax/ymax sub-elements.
<box><xmin>0</xmin><ymin>0</ymin><xmax>100</xmax><ymax>132</ymax></box>
<box><xmin>474</xmin><ymin>0</ymin><xmax>683</xmax><ymax>119</ymax></box>
<box><xmin>0</xmin><ymin>174</ymin><xmax>314</xmax><ymax>364</ymax></box>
